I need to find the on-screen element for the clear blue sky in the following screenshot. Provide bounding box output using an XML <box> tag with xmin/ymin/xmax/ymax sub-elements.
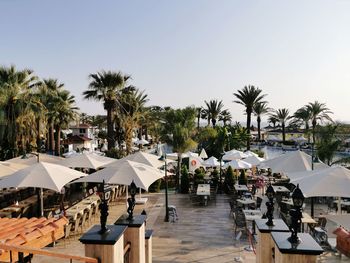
<box><xmin>1</xmin><ymin>0</ymin><xmax>350</xmax><ymax>124</ymax></box>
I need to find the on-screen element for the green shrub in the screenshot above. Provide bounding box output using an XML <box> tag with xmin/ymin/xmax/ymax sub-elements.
<box><xmin>238</xmin><ymin>169</ymin><xmax>247</xmax><ymax>185</ymax></box>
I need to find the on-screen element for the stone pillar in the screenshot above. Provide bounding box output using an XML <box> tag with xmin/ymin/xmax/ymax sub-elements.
<box><xmin>145</xmin><ymin>229</ymin><xmax>153</xmax><ymax>263</ymax></box>
<box><xmin>255</xmin><ymin>219</ymin><xmax>290</xmax><ymax>263</ymax></box>
<box><xmin>115</xmin><ymin>214</ymin><xmax>147</xmax><ymax>263</ymax></box>
<box><xmin>271</xmin><ymin>232</ymin><xmax>323</xmax><ymax>263</ymax></box>
<box><xmin>79</xmin><ymin>224</ymin><xmax>127</xmax><ymax>263</ymax></box>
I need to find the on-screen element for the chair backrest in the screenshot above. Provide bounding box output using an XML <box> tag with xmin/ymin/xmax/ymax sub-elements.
<box><xmin>256</xmin><ymin>197</ymin><xmax>262</xmax><ymax>208</ymax></box>
<box><xmin>65</xmin><ymin>222</ymin><xmax>72</xmax><ymax>238</ymax></box>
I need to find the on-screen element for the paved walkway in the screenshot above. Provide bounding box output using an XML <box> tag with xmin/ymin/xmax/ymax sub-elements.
<box><xmin>31</xmin><ymin>192</ymin><xmax>349</xmax><ymax>263</ymax></box>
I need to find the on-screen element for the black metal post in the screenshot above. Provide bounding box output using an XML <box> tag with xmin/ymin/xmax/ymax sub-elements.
<box><xmin>98</xmin><ymin>180</ymin><xmax>110</xmax><ymax>234</ymax></box>
<box><xmin>311</xmin><ymin>143</ymin><xmax>314</xmax><ymax>217</ymax></box>
<box><xmin>164</xmin><ymin>157</ymin><xmax>169</xmax><ymax>222</ymax></box>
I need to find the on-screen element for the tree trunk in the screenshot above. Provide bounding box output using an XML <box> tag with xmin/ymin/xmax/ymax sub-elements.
<box><xmin>212</xmin><ymin>118</ymin><xmax>216</xmax><ymax>127</ymax></box>
<box><xmin>246</xmin><ymin>110</ymin><xmax>251</xmax><ymax>150</ymax></box>
<box><xmin>257</xmin><ymin>116</ymin><xmax>261</xmax><ymax>141</ymax></box>
<box><xmin>207</xmin><ymin>117</ymin><xmax>210</xmax><ymax>126</ymax></box>
<box><xmin>106</xmin><ymin>108</ymin><xmax>115</xmax><ymax>150</ymax></box>
<box><xmin>36</xmin><ymin>118</ymin><xmax>41</xmax><ymax>152</ymax></box>
<box><xmin>54</xmin><ymin>125</ymin><xmax>61</xmax><ymax>156</ymax></box>
<box><xmin>49</xmin><ymin>122</ymin><xmax>55</xmax><ymax>155</ymax></box>
<box><xmin>282</xmin><ymin>124</ymin><xmax>286</xmax><ymax>143</ymax></box>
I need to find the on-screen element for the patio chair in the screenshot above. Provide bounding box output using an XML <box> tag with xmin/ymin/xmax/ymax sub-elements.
<box><xmin>168</xmin><ymin>206</ymin><xmax>178</xmax><ymax>222</ymax></box>
<box><xmin>234</xmin><ymin>211</ymin><xmax>247</xmax><ymax>237</ymax></box>
<box><xmin>70</xmin><ymin>218</ymin><xmax>80</xmax><ymax>239</ymax></box>
<box><xmin>63</xmin><ymin>222</ymin><xmax>72</xmax><ymax>247</ymax></box>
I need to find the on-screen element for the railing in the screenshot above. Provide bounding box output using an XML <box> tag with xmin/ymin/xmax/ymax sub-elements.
<box><xmin>0</xmin><ymin>244</ymin><xmax>99</xmax><ymax>263</ymax></box>
<box><xmin>123</xmin><ymin>242</ymin><xmax>131</xmax><ymax>263</ymax></box>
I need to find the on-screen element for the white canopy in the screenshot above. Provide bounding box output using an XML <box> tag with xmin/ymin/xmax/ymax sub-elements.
<box><xmin>0</xmin><ymin>162</ymin><xmax>86</xmax><ymax>192</ymax></box>
<box><xmin>135</xmin><ymin>139</ymin><xmax>149</xmax><ymax>145</ymax></box>
<box><xmin>199</xmin><ymin>148</ymin><xmax>208</xmax><ymax>159</ymax></box>
<box><xmin>244</xmin><ymin>155</ymin><xmax>265</xmax><ymax>166</ymax></box>
<box><xmin>6</xmin><ymin>153</ymin><xmax>64</xmax><ymax>166</ymax></box>
<box><xmin>223</xmin><ymin>150</ymin><xmax>248</xmax><ymax>161</ymax></box>
<box><xmin>223</xmin><ymin>159</ymin><xmax>252</xmax><ymax>169</ymax></box>
<box><xmin>259</xmin><ymin>150</ymin><xmax>328</xmax><ymax>174</ymax></box>
<box><xmin>203</xmin><ymin>156</ymin><xmax>222</xmax><ymax>167</ymax></box>
<box><xmin>60</xmin><ymin>152</ymin><xmax>117</xmax><ymax>169</ymax></box>
<box><xmin>266</xmin><ymin>135</ymin><xmax>281</xmax><ymax>142</ymax></box>
<box><xmin>107</xmin><ymin>152</ymin><xmax>163</xmax><ymax>169</ymax></box>
<box><xmin>0</xmin><ymin>163</ymin><xmax>17</xmax><ymax>178</ymax></box>
<box><xmin>291</xmin><ymin>136</ymin><xmax>307</xmax><ymax>143</ymax></box>
<box><xmin>291</xmin><ymin>166</ymin><xmax>350</xmax><ymax>198</ymax></box>
<box><xmin>243</xmin><ymin>151</ymin><xmax>259</xmax><ymax>158</ymax></box>
<box><xmin>75</xmin><ymin>160</ymin><xmax>164</xmax><ymax>190</ymax></box>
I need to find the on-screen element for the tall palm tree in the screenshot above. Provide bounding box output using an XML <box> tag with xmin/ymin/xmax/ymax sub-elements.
<box><xmin>204</xmin><ymin>99</ymin><xmax>224</xmax><ymax>127</ymax></box>
<box><xmin>41</xmin><ymin>79</ymin><xmax>65</xmax><ymax>154</ymax></box>
<box><xmin>0</xmin><ymin>65</ymin><xmax>38</xmax><ymax>157</ymax></box>
<box><xmin>233</xmin><ymin>85</ymin><xmax>266</xmax><ymax>150</ymax></box>
<box><xmin>201</xmin><ymin>108</ymin><xmax>211</xmax><ymax>126</ymax></box>
<box><xmin>219</xmin><ymin>109</ymin><xmax>232</xmax><ymax>126</ymax></box>
<box><xmin>270</xmin><ymin>108</ymin><xmax>291</xmax><ymax>144</ymax></box>
<box><xmin>118</xmin><ymin>88</ymin><xmax>148</xmax><ymax>154</ymax></box>
<box><xmin>253</xmin><ymin>102</ymin><xmax>270</xmax><ymax>141</ymax></box>
<box><xmin>267</xmin><ymin>116</ymin><xmax>278</xmax><ymax>128</ymax></box>
<box><xmin>83</xmin><ymin>71</ymin><xmax>130</xmax><ymax>150</ymax></box>
<box><xmin>53</xmin><ymin>90</ymin><xmax>78</xmax><ymax>156</ymax></box>
<box><xmin>196</xmin><ymin>107</ymin><xmax>202</xmax><ymax>129</ymax></box>
<box><xmin>161</xmin><ymin>107</ymin><xmax>197</xmax><ymax>190</ymax></box>
<box><xmin>292</xmin><ymin>106</ymin><xmax>312</xmax><ymax>142</ymax></box>
<box><xmin>306</xmin><ymin>101</ymin><xmax>333</xmax><ymax>144</ymax></box>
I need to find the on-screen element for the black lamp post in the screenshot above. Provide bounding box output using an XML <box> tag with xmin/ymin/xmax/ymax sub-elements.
<box><xmin>288</xmin><ymin>184</ymin><xmax>305</xmax><ymax>244</ymax></box>
<box><xmin>265</xmin><ymin>184</ymin><xmax>275</xmax><ymax>226</ymax></box>
<box><xmin>127</xmin><ymin>181</ymin><xmax>137</xmax><ymax>220</ymax></box>
<box><xmin>310</xmin><ymin>143</ymin><xmax>320</xmax><ymax>217</ymax></box>
<box><xmin>158</xmin><ymin>155</ymin><xmax>169</xmax><ymax>222</ymax></box>
<box><xmin>218</xmin><ymin>152</ymin><xmax>225</xmax><ymax>194</ymax></box>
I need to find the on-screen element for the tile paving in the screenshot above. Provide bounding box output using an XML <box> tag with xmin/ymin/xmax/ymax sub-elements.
<box><xmin>30</xmin><ymin>192</ymin><xmax>349</xmax><ymax>263</ymax></box>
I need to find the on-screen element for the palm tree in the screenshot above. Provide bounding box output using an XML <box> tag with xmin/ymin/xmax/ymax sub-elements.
<box><xmin>118</xmin><ymin>88</ymin><xmax>148</xmax><ymax>154</ymax></box>
<box><xmin>267</xmin><ymin>116</ymin><xmax>278</xmax><ymax>128</ymax></box>
<box><xmin>270</xmin><ymin>108</ymin><xmax>291</xmax><ymax>144</ymax></box>
<box><xmin>83</xmin><ymin>71</ymin><xmax>130</xmax><ymax>150</ymax></box>
<box><xmin>219</xmin><ymin>109</ymin><xmax>232</xmax><ymax>126</ymax></box>
<box><xmin>204</xmin><ymin>99</ymin><xmax>224</xmax><ymax>127</ymax></box>
<box><xmin>41</xmin><ymin>79</ymin><xmax>65</xmax><ymax>154</ymax></box>
<box><xmin>53</xmin><ymin>90</ymin><xmax>78</xmax><ymax>156</ymax></box>
<box><xmin>233</xmin><ymin>85</ymin><xmax>266</xmax><ymax>150</ymax></box>
<box><xmin>306</xmin><ymin>101</ymin><xmax>333</xmax><ymax>144</ymax></box>
<box><xmin>253</xmin><ymin>102</ymin><xmax>270</xmax><ymax>141</ymax></box>
<box><xmin>196</xmin><ymin>107</ymin><xmax>202</xmax><ymax>129</ymax></box>
<box><xmin>292</xmin><ymin>106</ymin><xmax>312</xmax><ymax>142</ymax></box>
<box><xmin>201</xmin><ymin>108</ymin><xmax>211</xmax><ymax>126</ymax></box>
<box><xmin>161</xmin><ymin>107</ymin><xmax>197</xmax><ymax>191</ymax></box>
<box><xmin>0</xmin><ymin>65</ymin><xmax>38</xmax><ymax>157</ymax></box>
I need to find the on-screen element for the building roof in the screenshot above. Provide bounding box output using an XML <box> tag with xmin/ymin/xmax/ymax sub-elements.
<box><xmin>70</xmin><ymin>123</ymin><xmax>92</xmax><ymax>129</ymax></box>
<box><xmin>0</xmin><ymin>216</ymin><xmax>68</xmax><ymax>261</ymax></box>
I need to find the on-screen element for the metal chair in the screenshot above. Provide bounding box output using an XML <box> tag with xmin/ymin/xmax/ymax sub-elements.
<box><xmin>168</xmin><ymin>205</ymin><xmax>178</xmax><ymax>222</ymax></box>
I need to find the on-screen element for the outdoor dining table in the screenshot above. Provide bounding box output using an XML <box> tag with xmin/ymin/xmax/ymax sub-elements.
<box><xmin>237</xmin><ymin>198</ymin><xmax>255</xmax><ymax>209</ymax></box>
<box><xmin>272</xmin><ymin>185</ymin><xmax>290</xmax><ymax>193</ymax></box>
<box><xmin>197</xmin><ymin>184</ymin><xmax>210</xmax><ymax>206</ymax></box>
<box><xmin>243</xmin><ymin>209</ymin><xmax>263</xmax><ymax>234</ymax></box>
<box><xmin>234</xmin><ymin>184</ymin><xmax>248</xmax><ymax>192</ymax></box>
<box><xmin>301</xmin><ymin>212</ymin><xmax>317</xmax><ymax>232</ymax></box>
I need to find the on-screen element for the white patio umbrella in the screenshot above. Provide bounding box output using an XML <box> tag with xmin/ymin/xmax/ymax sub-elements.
<box><xmin>291</xmin><ymin>166</ymin><xmax>350</xmax><ymax>214</ymax></box>
<box><xmin>0</xmin><ymin>162</ymin><xmax>86</xmax><ymax>216</ymax></box>
<box><xmin>0</xmin><ymin>163</ymin><xmax>17</xmax><ymax>178</ymax></box>
<box><xmin>244</xmin><ymin>155</ymin><xmax>265</xmax><ymax>166</ymax></box>
<box><xmin>243</xmin><ymin>151</ymin><xmax>259</xmax><ymax>158</ymax></box>
<box><xmin>107</xmin><ymin>151</ymin><xmax>163</xmax><ymax>169</ymax></box>
<box><xmin>266</xmin><ymin>135</ymin><xmax>281</xmax><ymax>142</ymax></box>
<box><xmin>6</xmin><ymin>153</ymin><xmax>64</xmax><ymax>165</ymax></box>
<box><xmin>135</xmin><ymin>139</ymin><xmax>149</xmax><ymax>145</ymax></box>
<box><xmin>60</xmin><ymin>152</ymin><xmax>117</xmax><ymax>169</ymax></box>
<box><xmin>199</xmin><ymin>148</ymin><xmax>208</xmax><ymax>159</ymax></box>
<box><xmin>259</xmin><ymin>150</ymin><xmax>328</xmax><ymax>174</ymax></box>
<box><xmin>0</xmin><ymin>161</ymin><xmax>28</xmax><ymax>171</ymax></box>
<box><xmin>203</xmin><ymin>156</ymin><xmax>221</xmax><ymax>167</ymax></box>
<box><xmin>222</xmin><ymin>150</ymin><xmax>248</xmax><ymax>161</ymax></box>
<box><xmin>75</xmin><ymin>160</ymin><xmax>164</xmax><ymax>190</ymax></box>
<box><xmin>223</xmin><ymin>159</ymin><xmax>252</xmax><ymax>169</ymax></box>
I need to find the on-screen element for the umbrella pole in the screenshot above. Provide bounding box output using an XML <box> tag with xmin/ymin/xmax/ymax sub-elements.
<box><xmin>40</xmin><ymin>188</ymin><xmax>44</xmax><ymax>217</ymax></box>
<box><xmin>338</xmin><ymin>197</ymin><xmax>342</xmax><ymax>215</ymax></box>
<box><xmin>139</xmin><ymin>188</ymin><xmax>142</xmax><ymax>200</ymax></box>
<box><xmin>126</xmin><ymin>186</ymin><xmax>129</xmax><ymax>210</ymax></box>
